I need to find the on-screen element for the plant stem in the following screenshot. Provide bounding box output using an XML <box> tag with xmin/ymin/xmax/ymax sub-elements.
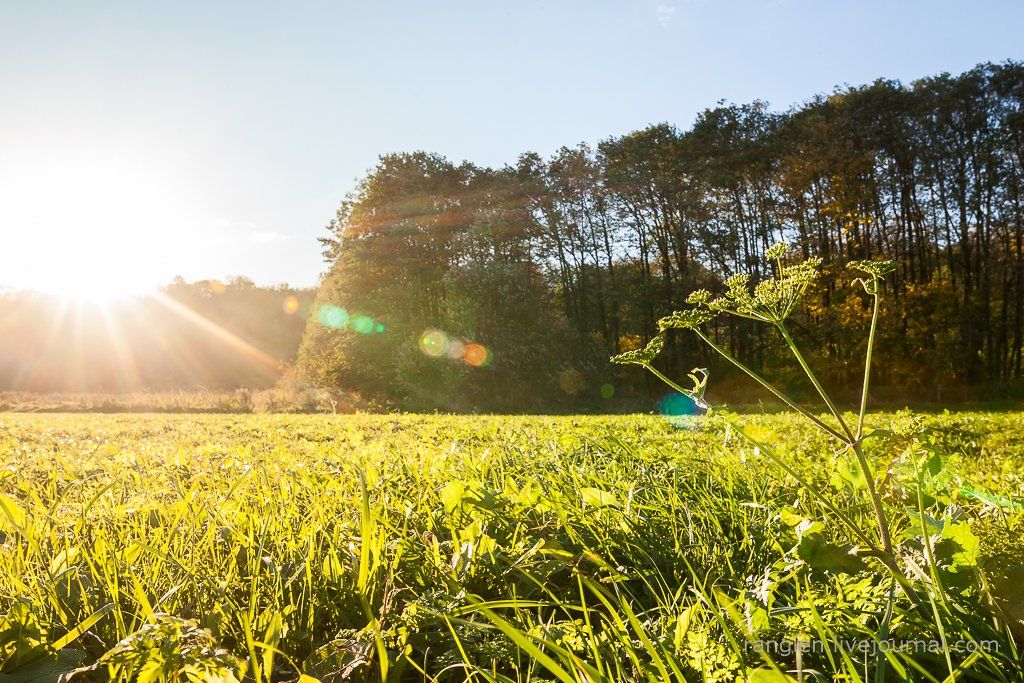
<box><xmin>776</xmin><ymin>323</ymin><xmax>856</xmax><ymax>443</ymax></box>
<box><xmin>776</xmin><ymin>321</ymin><xmax>892</xmax><ymax>554</ymax></box>
<box><xmin>857</xmin><ymin>286</ymin><xmax>881</xmax><ymax>440</ymax></box>
<box><xmin>692</xmin><ymin>331</ymin><xmax>847</xmax><ymax>443</ymax></box>
<box><xmin>852</xmin><ymin>442</ymin><xmax>893</xmax><ymax>554</ymax></box>
<box><xmin>726</xmin><ymin>418</ymin><xmax>878</xmax><ymax>550</ymax></box>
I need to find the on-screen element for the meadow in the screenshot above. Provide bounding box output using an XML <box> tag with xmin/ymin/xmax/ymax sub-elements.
<box><xmin>1</xmin><ymin>411</ymin><xmax>1022</xmax><ymax>681</ymax></box>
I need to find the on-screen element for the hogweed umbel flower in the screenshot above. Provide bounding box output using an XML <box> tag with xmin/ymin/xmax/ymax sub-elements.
<box><xmin>658</xmin><ymin>308</ymin><xmax>716</xmax><ymax>332</ymax></box>
<box><xmin>686</xmin><ymin>289</ymin><xmax>713</xmax><ymax>305</ymax></box>
<box><xmin>764</xmin><ymin>242</ymin><xmax>789</xmax><ymax>261</ymax></box>
<box><xmin>850</xmin><ymin>259</ymin><xmax>897</xmax><ymax>279</ymax></box>
<box><xmin>610</xmin><ymin>335</ymin><xmax>664</xmax><ymax>366</ymax></box>
<box><xmin>850</xmin><ymin>259</ymin><xmax>896</xmax><ymax>295</ymax></box>
<box><xmin>693</xmin><ymin>256</ymin><xmax>822</xmax><ymax>324</ymax></box>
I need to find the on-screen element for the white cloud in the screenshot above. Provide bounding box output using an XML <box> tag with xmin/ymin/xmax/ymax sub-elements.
<box><xmin>657</xmin><ymin>4</ymin><xmax>676</xmax><ymax>27</ymax></box>
<box><xmin>250</xmin><ymin>231</ymin><xmax>291</xmax><ymax>244</ymax></box>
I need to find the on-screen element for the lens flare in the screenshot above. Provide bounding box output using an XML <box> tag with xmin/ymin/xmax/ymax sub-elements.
<box><xmin>351</xmin><ymin>315</ymin><xmax>375</xmax><ymax>334</ymax></box>
<box><xmin>464</xmin><ymin>343</ymin><xmax>490</xmax><ymax>367</ymax></box>
<box><xmin>317</xmin><ymin>305</ymin><xmax>349</xmax><ymax>329</ymax></box>
<box><xmin>445</xmin><ymin>339</ymin><xmax>466</xmax><ymax>360</ymax></box>
<box><xmin>658</xmin><ymin>391</ymin><xmax>701</xmax><ymax>428</ymax></box>
<box><xmin>600</xmin><ymin>383</ymin><xmax>615</xmax><ymax>399</ymax></box>
<box><xmin>282</xmin><ymin>295</ymin><xmax>299</xmax><ymax>314</ymax></box>
<box><xmin>558</xmin><ymin>369</ymin><xmax>584</xmax><ymax>394</ymax></box>
<box><xmin>419</xmin><ymin>329</ymin><xmax>448</xmax><ymax>357</ymax></box>
<box><xmin>419</xmin><ymin>328</ymin><xmax>490</xmax><ymax>366</ymax></box>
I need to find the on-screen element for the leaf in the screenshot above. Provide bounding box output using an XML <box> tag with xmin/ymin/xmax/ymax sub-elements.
<box><xmin>830</xmin><ymin>456</ymin><xmax>866</xmax><ymax>491</ymax></box>
<box><xmin>686</xmin><ymin>368</ymin><xmax>710</xmax><ymax>409</ymax></box>
<box><xmin>779</xmin><ymin>507</ymin><xmax>806</xmax><ymax>527</ymax></box>
<box><xmin>797</xmin><ymin>534</ymin><xmax>867</xmax><ymax>574</ymax></box>
<box><xmin>263</xmin><ymin>610</ymin><xmax>285</xmax><ymax>648</ymax></box>
<box><xmin>50</xmin><ymin>604</ymin><xmax>114</xmax><ymax>651</ymax></box>
<box><xmin>749</xmin><ymin>667</ymin><xmax>794</xmax><ymax>683</ymax></box>
<box><xmin>48</xmin><ymin>547</ymin><xmax>81</xmax><ymax>576</ymax></box>
<box><xmin>440</xmin><ymin>481</ymin><xmax>466</xmax><ymax>514</ymax></box>
<box><xmin>925</xmin><ymin>450</ymin><xmax>944</xmax><ymax>477</ymax></box>
<box><xmin>960</xmin><ymin>487</ymin><xmax>1024</xmax><ymax>510</ymax></box>
<box><xmin>937</xmin><ymin>521</ymin><xmax>980</xmax><ymax>571</ymax></box>
<box><xmin>3</xmin><ymin>649</ymin><xmax>85</xmax><ymax>682</ymax></box>
<box><xmin>0</xmin><ymin>494</ymin><xmax>27</xmax><ymax>533</ymax></box>
<box><xmin>580</xmin><ymin>488</ymin><xmax>618</xmax><ymax>508</ymax></box>
<box><xmin>471</xmin><ymin>606</ymin><xmax>579</xmax><ymax>683</ymax></box>
<box><xmin>794</xmin><ymin>518</ymin><xmax>824</xmax><ymax>538</ymax></box>
<box><xmin>748</xmin><ymin>670</ymin><xmax>799</xmax><ymax>683</ymax></box>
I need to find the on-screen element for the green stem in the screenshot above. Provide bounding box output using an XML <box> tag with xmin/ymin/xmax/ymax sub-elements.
<box><xmin>693</xmin><ymin>331</ymin><xmax>847</xmax><ymax>443</ymax></box>
<box><xmin>774</xmin><ymin>322</ymin><xmax>892</xmax><ymax>553</ymax></box>
<box><xmin>857</xmin><ymin>287</ymin><xmax>881</xmax><ymax>440</ymax></box>
<box><xmin>726</xmin><ymin>418</ymin><xmax>877</xmax><ymax>550</ymax></box>
<box><xmin>852</xmin><ymin>442</ymin><xmax>893</xmax><ymax>554</ymax></box>
<box><xmin>776</xmin><ymin>323</ymin><xmax>856</xmax><ymax>443</ymax></box>
<box><xmin>916</xmin><ymin>480</ymin><xmax>954</xmax><ymax>678</ymax></box>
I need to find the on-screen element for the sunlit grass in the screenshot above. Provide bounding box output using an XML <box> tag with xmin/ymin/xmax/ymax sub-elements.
<box><xmin>0</xmin><ymin>412</ymin><xmax>1022</xmax><ymax>680</ymax></box>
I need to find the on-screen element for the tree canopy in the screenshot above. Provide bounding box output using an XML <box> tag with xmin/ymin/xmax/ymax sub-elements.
<box><xmin>299</xmin><ymin>61</ymin><xmax>1024</xmax><ymax>410</ymax></box>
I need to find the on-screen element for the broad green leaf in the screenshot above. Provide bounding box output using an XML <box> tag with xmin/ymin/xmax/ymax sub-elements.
<box><xmin>779</xmin><ymin>507</ymin><xmax>805</xmax><ymax>527</ymax></box>
<box><xmin>797</xmin><ymin>534</ymin><xmax>867</xmax><ymax>574</ymax></box>
<box><xmin>440</xmin><ymin>481</ymin><xmax>466</xmax><ymax>513</ymax></box>
<box><xmin>938</xmin><ymin>521</ymin><xmax>980</xmax><ymax>571</ymax></box>
<box><xmin>989</xmin><ymin>566</ymin><xmax>1024</xmax><ymax>638</ymax></box>
<box><xmin>580</xmin><ymin>487</ymin><xmax>618</xmax><ymax>507</ymax></box>
<box><xmin>0</xmin><ymin>493</ymin><xmax>27</xmax><ymax>532</ymax></box>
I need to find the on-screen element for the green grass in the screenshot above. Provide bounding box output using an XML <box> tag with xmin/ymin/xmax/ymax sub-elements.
<box><xmin>1</xmin><ymin>411</ymin><xmax>1022</xmax><ymax>681</ymax></box>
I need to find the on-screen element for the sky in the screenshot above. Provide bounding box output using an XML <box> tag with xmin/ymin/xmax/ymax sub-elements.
<box><xmin>1</xmin><ymin>1</ymin><xmax>1023</xmax><ymax>295</ymax></box>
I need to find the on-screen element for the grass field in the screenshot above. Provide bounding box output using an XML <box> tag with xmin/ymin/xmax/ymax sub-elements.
<box><xmin>1</xmin><ymin>411</ymin><xmax>1023</xmax><ymax>681</ymax></box>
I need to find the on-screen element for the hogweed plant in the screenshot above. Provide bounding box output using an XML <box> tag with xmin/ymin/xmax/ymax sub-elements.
<box><xmin>607</xmin><ymin>248</ymin><xmax>1024</xmax><ymax>680</ymax></box>
<box><xmin>605</xmin><ymin>247</ymin><xmax>1024</xmax><ymax>678</ymax></box>
<box><xmin>613</xmin><ymin>247</ymin><xmax>902</xmax><ymax>575</ymax></box>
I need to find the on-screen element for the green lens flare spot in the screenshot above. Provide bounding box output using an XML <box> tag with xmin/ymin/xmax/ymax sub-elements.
<box><xmin>316</xmin><ymin>305</ymin><xmax>349</xmax><ymax>329</ymax></box>
<box><xmin>351</xmin><ymin>315</ymin><xmax>375</xmax><ymax>334</ymax></box>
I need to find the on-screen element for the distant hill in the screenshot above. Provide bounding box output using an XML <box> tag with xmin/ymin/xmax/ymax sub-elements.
<box><xmin>0</xmin><ymin>279</ymin><xmax>316</xmax><ymax>391</ymax></box>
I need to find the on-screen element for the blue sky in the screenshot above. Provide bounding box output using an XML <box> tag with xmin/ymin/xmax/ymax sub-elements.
<box><xmin>2</xmin><ymin>1</ymin><xmax>1023</xmax><ymax>293</ymax></box>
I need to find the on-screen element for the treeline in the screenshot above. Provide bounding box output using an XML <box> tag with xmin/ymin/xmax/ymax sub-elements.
<box><xmin>299</xmin><ymin>61</ymin><xmax>1024</xmax><ymax>410</ymax></box>
<box><xmin>0</xmin><ymin>278</ymin><xmax>315</xmax><ymax>392</ymax></box>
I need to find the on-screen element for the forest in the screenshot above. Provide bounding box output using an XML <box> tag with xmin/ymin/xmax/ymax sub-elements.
<box><xmin>299</xmin><ymin>61</ymin><xmax>1024</xmax><ymax>411</ymax></box>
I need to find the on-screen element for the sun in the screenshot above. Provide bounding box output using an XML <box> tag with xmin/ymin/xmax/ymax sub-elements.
<box><xmin>25</xmin><ymin>227</ymin><xmax>163</xmax><ymax>304</ymax></box>
<box><xmin>45</xmin><ymin>268</ymin><xmax>156</xmax><ymax>305</ymax></box>
<box><xmin>0</xmin><ymin>147</ymin><xmax>194</xmax><ymax>301</ymax></box>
